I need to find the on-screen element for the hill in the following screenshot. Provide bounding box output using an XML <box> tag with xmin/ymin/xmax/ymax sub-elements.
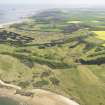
<box><xmin>0</xmin><ymin>9</ymin><xmax>105</xmax><ymax>105</ymax></box>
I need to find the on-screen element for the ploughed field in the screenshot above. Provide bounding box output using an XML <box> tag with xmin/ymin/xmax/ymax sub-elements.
<box><xmin>0</xmin><ymin>9</ymin><xmax>105</xmax><ymax>105</ymax></box>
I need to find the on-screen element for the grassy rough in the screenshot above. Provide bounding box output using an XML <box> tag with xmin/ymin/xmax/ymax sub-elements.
<box><xmin>1</xmin><ymin>9</ymin><xmax>105</xmax><ymax>105</ymax></box>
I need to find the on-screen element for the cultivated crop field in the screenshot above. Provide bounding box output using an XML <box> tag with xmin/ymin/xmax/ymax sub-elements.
<box><xmin>93</xmin><ymin>31</ymin><xmax>105</xmax><ymax>46</ymax></box>
<box><xmin>93</xmin><ymin>31</ymin><xmax>105</xmax><ymax>40</ymax></box>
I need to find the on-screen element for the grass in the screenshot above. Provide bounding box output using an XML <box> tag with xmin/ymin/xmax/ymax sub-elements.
<box><xmin>1</xmin><ymin>9</ymin><xmax>105</xmax><ymax>105</ymax></box>
<box><xmin>93</xmin><ymin>31</ymin><xmax>105</xmax><ymax>40</ymax></box>
<box><xmin>92</xmin><ymin>31</ymin><xmax>105</xmax><ymax>46</ymax></box>
<box><xmin>67</xmin><ymin>21</ymin><xmax>81</xmax><ymax>24</ymax></box>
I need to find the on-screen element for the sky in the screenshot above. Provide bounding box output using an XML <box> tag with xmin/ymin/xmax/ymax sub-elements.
<box><xmin>0</xmin><ymin>0</ymin><xmax>105</xmax><ymax>6</ymax></box>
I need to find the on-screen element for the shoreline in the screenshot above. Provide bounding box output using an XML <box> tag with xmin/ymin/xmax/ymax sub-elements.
<box><xmin>0</xmin><ymin>19</ymin><xmax>30</xmax><ymax>29</ymax></box>
<box><xmin>0</xmin><ymin>16</ymin><xmax>80</xmax><ymax>105</ymax></box>
<box><xmin>0</xmin><ymin>80</ymin><xmax>80</xmax><ymax>105</ymax></box>
<box><xmin>0</xmin><ymin>88</ymin><xmax>80</xmax><ymax>105</ymax></box>
<box><xmin>0</xmin><ymin>88</ymin><xmax>31</xmax><ymax>105</ymax></box>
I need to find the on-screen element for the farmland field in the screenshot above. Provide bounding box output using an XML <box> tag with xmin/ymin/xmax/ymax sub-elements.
<box><xmin>93</xmin><ymin>31</ymin><xmax>105</xmax><ymax>46</ymax></box>
<box><xmin>93</xmin><ymin>31</ymin><xmax>105</xmax><ymax>40</ymax></box>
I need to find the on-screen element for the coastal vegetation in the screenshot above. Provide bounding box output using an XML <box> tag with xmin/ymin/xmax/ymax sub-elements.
<box><xmin>0</xmin><ymin>9</ymin><xmax>105</xmax><ymax>105</ymax></box>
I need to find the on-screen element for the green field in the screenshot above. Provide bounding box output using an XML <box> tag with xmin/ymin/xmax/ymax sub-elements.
<box><xmin>92</xmin><ymin>31</ymin><xmax>105</xmax><ymax>46</ymax></box>
<box><xmin>1</xmin><ymin>9</ymin><xmax>105</xmax><ymax>105</ymax></box>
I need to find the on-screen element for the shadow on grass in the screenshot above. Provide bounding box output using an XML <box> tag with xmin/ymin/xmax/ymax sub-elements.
<box><xmin>0</xmin><ymin>52</ymin><xmax>75</xmax><ymax>69</ymax></box>
<box><xmin>0</xmin><ymin>30</ymin><xmax>34</xmax><ymax>46</ymax></box>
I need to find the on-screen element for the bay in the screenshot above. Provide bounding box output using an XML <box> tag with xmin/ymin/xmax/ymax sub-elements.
<box><xmin>0</xmin><ymin>97</ymin><xmax>19</xmax><ymax>105</ymax></box>
<box><xmin>0</xmin><ymin>4</ymin><xmax>54</xmax><ymax>24</ymax></box>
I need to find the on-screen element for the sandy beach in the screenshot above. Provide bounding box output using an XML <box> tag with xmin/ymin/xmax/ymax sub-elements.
<box><xmin>0</xmin><ymin>80</ymin><xmax>80</xmax><ymax>105</ymax></box>
<box><xmin>0</xmin><ymin>88</ymin><xmax>80</xmax><ymax>105</ymax></box>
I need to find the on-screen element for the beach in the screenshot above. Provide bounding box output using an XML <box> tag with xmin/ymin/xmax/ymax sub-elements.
<box><xmin>0</xmin><ymin>80</ymin><xmax>80</xmax><ymax>105</ymax></box>
<box><xmin>0</xmin><ymin>88</ymin><xmax>80</xmax><ymax>105</ymax></box>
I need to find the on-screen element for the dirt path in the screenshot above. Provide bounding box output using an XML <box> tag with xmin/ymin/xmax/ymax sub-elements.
<box><xmin>0</xmin><ymin>80</ymin><xmax>21</xmax><ymax>90</ymax></box>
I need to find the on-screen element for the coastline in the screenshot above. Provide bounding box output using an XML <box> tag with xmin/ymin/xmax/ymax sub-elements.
<box><xmin>0</xmin><ymin>17</ymin><xmax>80</xmax><ymax>105</ymax></box>
<box><xmin>0</xmin><ymin>88</ymin><xmax>31</xmax><ymax>105</ymax></box>
<box><xmin>0</xmin><ymin>80</ymin><xmax>80</xmax><ymax>105</ymax></box>
<box><xmin>0</xmin><ymin>19</ymin><xmax>29</xmax><ymax>29</ymax></box>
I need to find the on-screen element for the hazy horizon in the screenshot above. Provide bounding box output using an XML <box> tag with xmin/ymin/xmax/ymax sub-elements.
<box><xmin>0</xmin><ymin>0</ymin><xmax>105</xmax><ymax>8</ymax></box>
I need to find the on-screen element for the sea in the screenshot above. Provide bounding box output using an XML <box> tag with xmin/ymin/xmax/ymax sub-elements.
<box><xmin>0</xmin><ymin>4</ymin><xmax>58</xmax><ymax>24</ymax></box>
<box><xmin>0</xmin><ymin>97</ymin><xmax>19</xmax><ymax>105</ymax></box>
